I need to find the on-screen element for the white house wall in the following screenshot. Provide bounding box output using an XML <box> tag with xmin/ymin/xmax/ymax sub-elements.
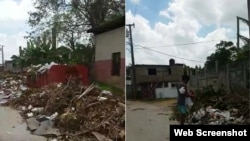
<box><xmin>95</xmin><ymin>26</ymin><xmax>125</xmax><ymax>61</ymax></box>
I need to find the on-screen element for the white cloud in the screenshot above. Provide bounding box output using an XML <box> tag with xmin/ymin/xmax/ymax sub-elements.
<box><xmin>130</xmin><ymin>0</ymin><xmax>140</xmax><ymax>4</ymax></box>
<box><xmin>0</xmin><ymin>0</ymin><xmax>34</xmax><ymax>21</ymax></box>
<box><xmin>0</xmin><ymin>32</ymin><xmax>27</xmax><ymax>61</ymax></box>
<box><xmin>0</xmin><ymin>0</ymin><xmax>33</xmax><ymax>62</ymax></box>
<box><xmin>126</xmin><ymin>0</ymin><xmax>248</xmax><ymax>68</ymax></box>
<box><xmin>160</xmin><ymin>0</ymin><xmax>248</xmax><ymax>27</ymax></box>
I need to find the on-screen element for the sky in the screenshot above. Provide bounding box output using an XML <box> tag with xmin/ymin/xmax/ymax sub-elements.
<box><xmin>0</xmin><ymin>0</ymin><xmax>34</xmax><ymax>62</ymax></box>
<box><xmin>126</xmin><ymin>0</ymin><xmax>249</xmax><ymax>68</ymax></box>
<box><xmin>0</xmin><ymin>0</ymin><xmax>248</xmax><ymax>68</ymax></box>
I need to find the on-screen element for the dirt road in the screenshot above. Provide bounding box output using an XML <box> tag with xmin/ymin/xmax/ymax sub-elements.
<box><xmin>0</xmin><ymin>106</ymin><xmax>46</xmax><ymax>141</ymax></box>
<box><xmin>126</xmin><ymin>99</ymin><xmax>178</xmax><ymax>141</ymax></box>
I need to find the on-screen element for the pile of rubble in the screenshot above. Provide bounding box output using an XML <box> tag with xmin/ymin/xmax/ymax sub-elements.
<box><xmin>0</xmin><ymin>76</ymin><xmax>125</xmax><ymax>141</ymax></box>
<box><xmin>171</xmin><ymin>86</ymin><xmax>250</xmax><ymax>125</ymax></box>
<box><xmin>27</xmin><ymin>62</ymin><xmax>58</xmax><ymax>75</ymax></box>
<box><xmin>187</xmin><ymin>106</ymin><xmax>245</xmax><ymax>125</ymax></box>
<box><xmin>0</xmin><ymin>77</ymin><xmax>27</xmax><ymax>105</ymax></box>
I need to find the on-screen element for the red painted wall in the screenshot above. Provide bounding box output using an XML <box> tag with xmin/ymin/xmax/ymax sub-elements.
<box><xmin>27</xmin><ymin>65</ymin><xmax>89</xmax><ymax>88</ymax></box>
<box><xmin>95</xmin><ymin>58</ymin><xmax>125</xmax><ymax>89</ymax></box>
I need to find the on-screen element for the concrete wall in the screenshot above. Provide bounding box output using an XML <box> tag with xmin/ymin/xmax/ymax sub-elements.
<box><xmin>135</xmin><ymin>65</ymin><xmax>184</xmax><ymax>83</ymax></box>
<box><xmin>155</xmin><ymin>82</ymin><xmax>178</xmax><ymax>98</ymax></box>
<box><xmin>94</xmin><ymin>26</ymin><xmax>125</xmax><ymax>90</ymax></box>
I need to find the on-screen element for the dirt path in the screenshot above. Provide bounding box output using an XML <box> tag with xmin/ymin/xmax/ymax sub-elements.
<box><xmin>0</xmin><ymin>106</ymin><xmax>46</xmax><ymax>141</ymax></box>
<box><xmin>126</xmin><ymin>99</ymin><xmax>178</xmax><ymax>141</ymax></box>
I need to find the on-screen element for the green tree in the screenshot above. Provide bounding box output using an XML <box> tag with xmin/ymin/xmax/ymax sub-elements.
<box><xmin>205</xmin><ymin>41</ymin><xmax>238</xmax><ymax>69</ymax></box>
<box><xmin>236</xmin><ymin>43</ymin><xmax>249</xmax><ymax>62</ymax></box>
<box><xmin>27</xmin><ymin>0</ymin><xmax>125</xmax><ymax>44</ymax></box>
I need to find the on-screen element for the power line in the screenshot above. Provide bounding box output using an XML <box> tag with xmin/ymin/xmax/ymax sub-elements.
<box><xmin>134</xmin><ymin>37</ymin><xmax>237</xmax><ymax>48</ymax></box>
<box><xmin>138</xmin><ymin>46</ymin><xmax>205</xmax><ymax>63</ymax></box>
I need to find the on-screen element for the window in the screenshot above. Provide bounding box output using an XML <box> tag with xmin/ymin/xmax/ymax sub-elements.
<box><xmin>168</xmin><ymin>68</ymin><xmax>172</xmax><ymax>75</ymax></box>
<box><xmin>148</xmin><ymin>68</ymin><xmax>157</xmax><ymax>75</ymax></box>
<box><xmin>192</xmin><ymin>69</ymin><xmax>196</xmax><ymax>75</ymax></box>
<box><xmin>12</xmin><ymin>63</ymin><xmax>16</xmax><ymax>67</ymax></box>
<box><xmin>111</xmin><ymin>52</ymin><xmax>121</xmax><ymax>76</ymax></box>
<box><xmin>171</xmin><ymin>83</ymin><xmax>176</xmax><ymax>88</ymax></box>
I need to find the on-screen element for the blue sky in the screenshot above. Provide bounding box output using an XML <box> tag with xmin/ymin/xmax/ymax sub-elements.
<box><xmin>0</xmin><ymin>0</ymin><xmax>248</xmax><ymax>68</ymax></box>
<box><xmin>126</xmin><ymin>0</ymin><xmax>249</xmax><ymax>67</ymax></box>
<box><xmin>126</xmin><ymin>0</ymin><xmax>171</xmax><ymax>27</ymax></box>
<box><xmin>126</xmin><ymin>0</ymin><xmax>220</xmax><ymax>38</ymax></box>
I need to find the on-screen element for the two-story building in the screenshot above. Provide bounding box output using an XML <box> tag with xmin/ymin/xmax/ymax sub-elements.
<box><xmin>127</xmin><ymin>59</ymin><xmax>185</xmax><ymax>99</ymax></box>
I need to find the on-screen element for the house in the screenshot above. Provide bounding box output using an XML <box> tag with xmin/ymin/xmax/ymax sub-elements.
<box><xmin>87</xmin><ymin>16</ymin><xmax>125</xmax><ymax>90</ymax></box>
<box><xmin>127</xmin><ymin>59</ymin><xmax>185</xmax><ymax>99</ymax></box>
<box><xmin>4</xmin><ymin>60</ymin><xmax>21</xmax><ymax>73</ymax></box>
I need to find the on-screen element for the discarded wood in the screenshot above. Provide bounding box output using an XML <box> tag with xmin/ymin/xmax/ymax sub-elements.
<box><xmin>66</xmin><ymin>75</ymin><xmax>72</xmax><ymax>86</ymax></box>
<box><xmin>92</xmin><ymin>132</ymin><xmax>112</xmax><ymax>141</ymax></box>
<box><xmin>78</xmin><ymin>82</ymin><xmax>95</xmax><ymax>99</ymax></box>
<box><xmin>83</xmin><ymin>101</ymin><xmax>101</xmax><ymax>110</ymax></box>
<box><xmin>118</xmin><ymin>102</ymin><xmax>125</xmax><ymax>108</ymax></box>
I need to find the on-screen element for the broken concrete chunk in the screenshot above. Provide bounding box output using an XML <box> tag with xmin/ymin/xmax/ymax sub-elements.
<box><xmin>31</xmin><ymin>107</ymin><xmax>44</xmax><ymax>113</ymax></box>
<box><xmin>33</xmin><ymin>120</ymin><xmax>60</xmax><ymax>136</ymax></box>
<box><xmin>20</xmin><ymin>85</ymin><xmax>28</xmax><ymax>91</ymax></box>
<box><xmin>27</xmin><ymin>112</ymin><xmax>34</xmax><ymax>117</ymax></box>
<box><xmin>47</xmin><ymin>112</ymin><xmax>58</xmax><ymax>120</ymax></box>
<box><xmin>28</xmin><ymin>105</ymin><xmax>33</xmax><ymax>110</ymax></box>
<box><xmin>100</xmin><ymin>90</ymin><xmax>112</xmax><ymax>96</ymax></box>
<box><xmin>0</xmin><ymin>99</ymin><xmax>8</xmax><ymax>105</ymax></box>
<box><xmin>26</xmin><ymin>118</ymin><xmax>40</xmax><ymax>131</ymax></box>
<box><xmin>21</xmin><ymin>106</ymin><xmax>26</xmax><ymax>111</ymax></box>
<box><xmin>97</xmin><ymin>96</ymin><xmax>107</xmax><ymax>101</ymax></box>
<box><xmin>36</xmin><ymin>115</ymin><xmax>49</xmax><ymax>122</ymax></box>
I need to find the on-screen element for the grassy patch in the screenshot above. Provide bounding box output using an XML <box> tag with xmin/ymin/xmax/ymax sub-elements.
<box><xmin>96</xmin><ymin>81</ymin><xmax>124</xmax><ymax>95</ymax></box>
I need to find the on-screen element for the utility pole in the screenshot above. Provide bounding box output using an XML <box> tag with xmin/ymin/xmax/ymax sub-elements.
<box><xmin>0</xmin><ymin>45</ymin><xmax>4</xmax><ymax>71</ymax></box>
<box><xmin>247</xmin><ymin>0</ymin><xmax>250</xmax><ymax>120</ymax></box>
<box><xmin>226</xmin><ymin>63</ymin><xmax>230</xmax><ymax>94</ymax></box>
<box><xmin>205</xmin><ymin>64</ymin><xmax>207</xmax><ymax>87</ymax></box>
<box><xmin>237</xmin><ymin>16</ymin><xmax>240</xmax><ymax>48</ymax></box>
<box><xmin>248</xmin><ymin>0</ymin><xmax>250</xmax><ymax>38</ymax></box>
<box><xmin>126</xmin><ymin>23</ymin><xmax>137</xmax><ymax>99</ymax></box>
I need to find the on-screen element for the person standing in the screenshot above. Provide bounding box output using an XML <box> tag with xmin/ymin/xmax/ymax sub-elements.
<box><xmin>176</xmin><ymin>74</ymin><xmax>190</xmax><ymax>125</ymax></box>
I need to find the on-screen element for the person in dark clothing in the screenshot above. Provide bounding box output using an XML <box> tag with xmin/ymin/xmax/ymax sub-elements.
<box><xmin>176</xmin><ymin>74</ymin><xmax>190</xmax><ymax>125</ymax></box>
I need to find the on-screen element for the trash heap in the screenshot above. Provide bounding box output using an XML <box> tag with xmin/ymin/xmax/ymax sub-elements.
<box><xmin>0</xmin><ymin>77</ymin><xmax>28</xmax><ymax>105</ymax></box>
<box><xmin>171</xmin><ymin>86</ymin><xmax>249</xmax><ymax>125</ymax></box>
<box><xmin>187</xmin><ymin>106</ymin><xmax>245</xmax><ymax>125</ymax></box>
<box><xmin>1</xmin><ymin>76</ymin><xmax>125</xmax><ymax>141</ymax></box>
<box><xmin>27</xmin><ymin>62</ymin><xmax>58</xmax><ymax>75</ymax></box>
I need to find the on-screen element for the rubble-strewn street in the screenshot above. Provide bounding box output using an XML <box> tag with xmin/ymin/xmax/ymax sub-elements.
<box><xmin>0</xmin><ymin>74</ymin><xmax>125</xmax><ymax>141</ymax></box>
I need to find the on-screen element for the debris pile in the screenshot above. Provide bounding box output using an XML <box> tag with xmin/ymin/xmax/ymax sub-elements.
<box><xmin>171</xmin><ymin>86</ymin><xmax>249</xmax><ymax>125</ymax></box>
<box><xmin>0</xmin><ymin>77</ymin><xmax>27</xmax><ymax>105</ymax></box>
<box><xmin>27</xmin><ymin>62</ymin><xmax>58</xmax><ymax>75</ymax></box>
<box><xmin>187</xmin><ymin>106</ymin><xmax>245</xmax><ymax>125</ymax></box>
<box><xmin>1</xmin><ymin>76</ymin><xmax>125</xmax><ymax>141</ymax></box>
